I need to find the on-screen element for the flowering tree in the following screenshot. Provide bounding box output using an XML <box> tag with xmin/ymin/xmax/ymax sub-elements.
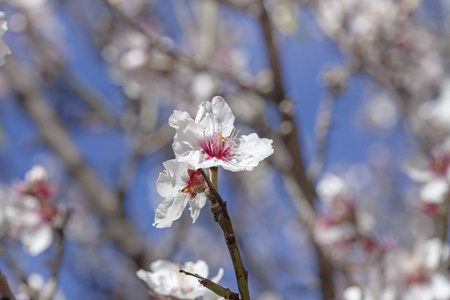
<box><xmin>0</xmin><ymin>0</ymin><xmax>450</xmax><ymax>300</ymax></box>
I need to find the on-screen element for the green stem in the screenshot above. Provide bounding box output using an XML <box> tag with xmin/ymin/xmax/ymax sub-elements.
<box><xmin>210</xmin><ymin>167</ymin><xmax>218</xmax><ymax>191</ymax></box>
<box><xmin>179</xmin><ymin>270</ymin><xmax>239</xmax><ymax>300</ymax></box>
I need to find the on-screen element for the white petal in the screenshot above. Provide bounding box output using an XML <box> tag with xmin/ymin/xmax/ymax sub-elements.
<box><xmin>343</xmin><ymin>286</ymin><xmax>362</xmax><ymax>300</ymax></box>
<box><xmin>22</xmin><ymin>224</ymin><xmax>53</xmax><ymax>256</ymax></box>
<box><xmin>190</xmin><ymin>260</ymin><xmax>209</xmax><ymax>278</ymax></box>
<box><xmin>317</xmin><ymin>173</ymin><xmax>347</xmax><ymax>202</ymax></box>
<box><xmin>211</xmin><ymin>267</ymin><xmax>224</xmax><ymax>283</ymax></box>
<box><xmin>195</xmin><ymin>96</ymin><xmax>235</xmax><ymax>137</ymax></box>
<box><xmin>177</xmin><ymin>150</ymin><xmax>207</xmax><ymax>169</ymax></box>
<box><xmin>188</xmin><ymin>192</ymin><xmax>207</xmax><ymax>223</ymax></box>
<box><xmin>156</xmin><ymin>159</ymin><xmax>190</xmax><ymax>198</ymax></box>
<box><xmin>431</xmin><ymin>273</ymin><xmax>450</xmax><ymax>300</ymax></box>
<box><xmin>404</xmin><ymin>159</ymin><xmax>435</xmax><ymax>182</ymax></box>
<box><xmin>25</xmin><ymin>165</ymin><xmax>48</xmax><ymax>183</ymax></box>
<box><xmin>169</xmin><ymin>110</ymin><xmax>204</xmax><ymax>159</ymax></box>
<box><xmin>420</xmin><ymin>179</ymin><xmax>449</xmax><ymax>203</ymax></box>
<box><xmin>153</xmin><ymin>193</ymin><xmax>190</xmax><ymax>228</ymax></box>
<box><xmin>423</xmin><ymin>238</ymin><xmax>449</xmax><ymax>270</ymax></box>
<box><xmin>226</xmin><ymin>133</ymin><xmax>274</xmax><ymax>171</ymax></box>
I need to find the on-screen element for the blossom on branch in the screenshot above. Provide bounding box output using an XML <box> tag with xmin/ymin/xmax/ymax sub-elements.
<box><xmin>6</xmin><ymin>165</ymin><xmax>60</xmax><ymax>255</ymax></box>
<box><xmin>137</xmin><ymin>259</ymin><xmax>224</xmax><ymax>300</ymax></box>
<box><xmin>169</xmin><ymin>96</ymin><xmax>274</xmax><ymax>172</ymax></box>
<box><xmin>154</xmin><ymin>159</ymin><xmax>207</xmax><ymax>228</ymax></box>
<box><xmin>405</xmin><ymin>142</ymin><xmax>450</xmax><ymax>206</ymax></box>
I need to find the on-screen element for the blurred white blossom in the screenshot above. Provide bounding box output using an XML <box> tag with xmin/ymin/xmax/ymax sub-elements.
<box><xmin>5</xmin><ymin>166</ymin><xmax>60</xmax><ymax>255</ymax></box>
<box><xmin>137</xmin><ymin>259</ymin><xmax>223</xmax><ymax>300</ymax></box>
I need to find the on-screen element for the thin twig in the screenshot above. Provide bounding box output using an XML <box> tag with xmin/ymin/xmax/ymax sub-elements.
<box><xmin>39</xmin><ymin>212</ymin><xmax>71</xmax><ymax>300</ymax></box>
<box><xmin>179</xmin><ymin>270</ymin><xmax>239</xmax><ymax>300</ymax></box>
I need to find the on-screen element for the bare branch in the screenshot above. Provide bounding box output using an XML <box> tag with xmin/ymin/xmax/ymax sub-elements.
<box><xmin>179</xmin><ymin>270</ymin><xmax>239</xmax><ymax>300</ymax></box>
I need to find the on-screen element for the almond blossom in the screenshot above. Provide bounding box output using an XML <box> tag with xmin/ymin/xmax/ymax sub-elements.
<box><xmin>154</xmin><ymin>159</ymin><xmax>208</xmax><ymax>228</ymax></box>
<box><xmin>6</xmin><ymin>165</ymin><xmax>60</xmax><ymax>255</ymax></box>
<box><xmin>169</xmin><ymin>96</ymin><xmax>274</xmax><ymax>172</ymax></box>
<box><xmin>137</xmin><ymin>259</ymin><xmax>224</xmax><ymax>300</ymax></box>
<box><xmin>405</xmin><ymin>142</ymin><xmax>450</xmax><ymax>205</ymax></box>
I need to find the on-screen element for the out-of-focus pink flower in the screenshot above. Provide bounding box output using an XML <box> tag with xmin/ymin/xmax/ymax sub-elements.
<box><xmin>405</xmin><ymin>144</ymin><xmax>450</xmax><ymax>204</ymax></box>
<box><xmin>6</xmin><ymin>166</ymin><xmax>60</xmax><ymax>255</ymax></box>
<box><xmin>16</xmin><ymin>165</ymin><xmax>57</xmax><ymax>202</ymax></box>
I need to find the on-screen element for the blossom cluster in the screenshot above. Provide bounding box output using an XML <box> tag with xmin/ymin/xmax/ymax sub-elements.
<box><xmin>138</xmin><ymin>96</ymin><xmax>273</xmax><ymax>299</ymax></box>
<box><xmin>314</xmin><ymin>173</ymin><xmax>383</xmax><ymax>256</ymax></box>
<box><xmin>343</xmin><ymin>238</ymin><xmax>450</xmax><ymax>300</ymax></box>
<box><xmin>153</xmin><ymin>96</ymin><xmax>274</xmax><ymax>228</ymax></box>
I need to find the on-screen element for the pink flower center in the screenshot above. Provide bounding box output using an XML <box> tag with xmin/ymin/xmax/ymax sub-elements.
<box><xmin>429</xmin><ymin>154</ymin><xmax>450</xmax><ymax>177</ymax></box>
<box><xmin>38</xmin><ymin>205</ymin><xmax>58</xmax><ymax>223</ymax></box>
<box><xmin>201</xmin><ymin>126</ymin><xmax>239</xmax><ymax>161</ymax></box>
<box><xmin>181</xmin><ymin>169</ymin><xmax>206</xmax><ymax>199</ymax></box>
<box><xmin>407</xmin><ymin>266</ymin><xmax>429</xmax><ymax>285</ymax></box>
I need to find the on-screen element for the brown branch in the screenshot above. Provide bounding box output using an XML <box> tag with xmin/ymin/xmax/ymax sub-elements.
<box><xmin>0</xmin><ymin>270</ymin><xmax>16</xmax><ymax>300</ymax></box>
<box><xmin>39</xmin><ymin>212</ymin><xmax>71</xmax><ymax>300</ymax></box>
<box><xmin>179</xmin><ymin>270</ymin><xmax>239</xmax><ymax>300</ymax></box>
<box><xmin>199</xmin><ymin>169</ymin><xmax>250</xmax><ymax>300</ymax></box>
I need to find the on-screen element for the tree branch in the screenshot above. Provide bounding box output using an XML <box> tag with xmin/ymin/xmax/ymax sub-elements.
<box><xmin>179</xmin><ymin>270</ymin><xmax>239</xmax><ymax>300</ymax></box>
<box><xmin>199</xmin><ymin>169</ymin><xmax>250</xmax><ymax>300</ymax></box>
<box><xmin>0</xmin><ymin>270</ymin><xmax>16</xmax><ymax>300</ymax></box>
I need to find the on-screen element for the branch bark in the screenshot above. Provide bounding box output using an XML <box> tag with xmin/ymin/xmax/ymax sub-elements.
<box><xmin>199</xmin><ymin>168</ymin><xmax>250</xmax><ymax>300</ymax></box>
<box><xmin>0</xmin><ymin>270</ymin><xmax>16</xmax><ymax>300</ymax></box>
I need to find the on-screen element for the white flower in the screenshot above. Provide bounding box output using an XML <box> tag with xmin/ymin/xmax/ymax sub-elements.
<box><xmin>137</xmin><ymin>259</ymin><xmax>224</xmax><ymax>300</ymax></box>
<box><xmin>169</xmin><ymin>96</ymin><xmax>274</xmax><ymax>172</ymax></box>
<box><xmin>317</xmin><ymin>173</ymin><xmax>348</xmax><ymax>203</ymax></box>
<box><xmin>154</xmin><ymin>159</ymin><xmax>207</xmax><ymax>228</ymax></box>
<box><xmin>5</xmin><ymin>166</ymin><xmax>59</xmax><ymax>255</ymax></box>
<box><xmin>6</xmin><ymin>195</ymin><xmax>55</xmax><ymax>255</ymax></box>
<box><xmin>0</xmin><ymin>12</ymin><xmax>10</xmax><ymax>66</ymax></box>
<box><xmin>403</xmin><ymin>273</ymin><xmax>450</xmax><ymax>300</ymax></box>
<box><xmin>405</xmin><ymin>144</ymin><xmax>450</xmax><ymax>204</ymax></box>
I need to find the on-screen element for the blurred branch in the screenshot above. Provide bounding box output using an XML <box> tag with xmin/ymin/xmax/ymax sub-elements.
<box><xmin>62</xmin><ymin>72</ymin><xmax>117</xmax><ymax>126</ymax></box>
<box><xmin>0</xmin><ymin>270</ymin><xmax>16</xmax><ymax>300</ymax></box>
<box><xmin>308</xmin><ymin>66</ymin><xmax>350</xmax><ymax>180</ymax></box>
<box><xmin>39</xmin><ymin>212</ymin><xmax>71</xmax><ymax>300</ymax></box>
<box><xmin>3</xmin><ymin>57</ymin><xmax>150</xmax><ymax>272</ymax></box>
<box><xmin>179</xmin><ymin>270</ymin><xmax>239</xmax><ymax>300</ymax></box>
<box><xmin>257</xmin><ymin>1</ymin><xmax>335</xmax><ymax>298</ymax></box>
